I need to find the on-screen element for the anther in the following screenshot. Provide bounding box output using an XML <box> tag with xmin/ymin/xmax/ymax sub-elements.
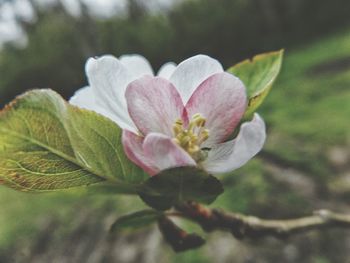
<box><xmin>173</xmin><ymin>118</ymin><xmax>184</xmax><ymax>135</ymax></box>
<box><xmin>172</xmin><ymin>113</ymin><xmax>210</xmax><ymax>160</ymax></box>
<box><xmin>198</xmin><ymin>129</ymin><xmax>209</xmax><ymax>144</ymax></box>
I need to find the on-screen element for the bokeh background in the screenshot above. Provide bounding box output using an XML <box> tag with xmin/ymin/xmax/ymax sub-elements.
<box><xmin>0</xmin><ymin>0</ymin><xmax>350</xmax><ymax>262</ymax></box>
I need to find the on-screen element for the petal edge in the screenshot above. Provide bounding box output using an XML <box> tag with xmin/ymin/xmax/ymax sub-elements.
<box><xmin>202</xmin><ymin>114</ymin><xmax>266</xmax><ymax>174</ymax></box>
<box><xmin>169</xmin><ymin>54</ymin><xmax>224</xmax><ymax>104</ymax></box>
<box><xmin>143</xmin><ymin>133</ymin><xmax>196</xmax><ymax>174</ymax></box>
<box><xmin>122</xmin><ymin>130</ymin><xmax>158</xmax><ymax>176</ymax></box>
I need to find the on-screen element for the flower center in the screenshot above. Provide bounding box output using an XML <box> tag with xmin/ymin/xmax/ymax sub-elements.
<box><xmin>173</xmin><ymin>113</ymin><xmax>209</xmax><ymax>161</ymax></box>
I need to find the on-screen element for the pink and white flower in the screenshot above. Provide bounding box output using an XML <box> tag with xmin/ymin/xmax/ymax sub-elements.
<box><xmin>70</xmin><ymin>54</ymin><xmax>266</xmax><ymax>176</ymax></box>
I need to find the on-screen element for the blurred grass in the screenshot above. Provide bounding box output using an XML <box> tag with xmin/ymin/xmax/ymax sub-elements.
<box><xmin>218</xmin><ymin>29</ymin><xmax>350</xmax><ymax>216</ymax></box>
<box><xmin>0</xmin><ymin>188</ymin><xmax>146</xmax><ymax>251</ymax></box>
<box><xmin>263</xmin><ymin>33</ymin><xmax>350</xmax><ymax>145</ymax></box>
<box><xmin>0</xmin><ymin>29</ymin><xmax>350</xmax><ymax>256</ymax></box>
<box><xmin>188</xmin><ymin>30</ymin><xmax>350</xmax><ymax>261</ymax></box>
<box><xmin>260</xmin><ymin>29</ymin><xmax>350</xmax><ymax>184</ymax></box>
<box><xmin>0</xmin><ymin>189</ymin><xmax>82</xmax><ymax>249</ymax></box>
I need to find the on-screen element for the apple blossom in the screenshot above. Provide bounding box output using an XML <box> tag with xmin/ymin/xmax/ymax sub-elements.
<box><xmin>70</xmin><ymin>54</ymin><xmax>266</xmax><ymax>176</ymax></box>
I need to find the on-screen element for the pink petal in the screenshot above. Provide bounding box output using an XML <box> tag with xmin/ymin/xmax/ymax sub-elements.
<box><xmin>122</xmin><ymin>130</ymin><xmax>158</xmax><ymax>176</ymax></box>
<box><xmin>185</xmin><ymin>72</ymin><xmax>247</xmax><ymax>146</ymax></box>
<box><xmin>169</xmin><ymin>55</ymin><xmax>223</xmax><ymax>104</ymax></box>
<box><xmin>126</xmin><ymin>76</ymin><xmax>187</xmax><ymax>137</ymax></box>
<box><xmin>202</xmin><ymin>114</ymin><xmax>266</xmax><ymax>174</ymax></box>
<box><xmin>143</xmin><ymin>133</ymin><xmax>196</xmax><ymax>174</ymax></box>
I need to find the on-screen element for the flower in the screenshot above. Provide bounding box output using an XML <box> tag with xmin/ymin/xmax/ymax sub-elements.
<box><xmin>70</xmin><ymin>54</ymin><xmax>266</xmax><ymax>176</ymax></box>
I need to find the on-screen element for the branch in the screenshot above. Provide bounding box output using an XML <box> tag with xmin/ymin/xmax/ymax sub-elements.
<box><xmin>175</xmin><ymin>202</ymin><xmax>350</xmax><ymax>239</ymax></box>
<box><xmin>157</xmin><ymin>216</ymin><xmax>205</xmax><ymax>252</ymax></box>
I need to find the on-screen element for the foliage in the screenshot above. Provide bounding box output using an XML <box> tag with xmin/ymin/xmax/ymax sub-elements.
<box><xmin>110</xmin><ymin>209</ymin><xmax>163</xmax><ymax>231</ymax></box>
<box><xmin>0</xmin><ymin>50</ymin><xmax>278</xmax><ymax>208</ymax></box>
<box><xmin>227</xmin><ymin>49</ymin><xmax>283</xmax><ymax>118</ymax></box>
<box><xmin>138</xmin><ymin>167</ymin><xmax>223</xmax><ymax>210</ymax></box>
<box><xmin>0</xmin><ymin>48</ymin><xmax>281</xmax><ymax>255</ymax></box>
<box><xmin>0</xmin><ymin>89</ymin><xmax>147</xmax><ymax>192</ymax></box>
<box><xmin>0</xmin><ymin>1</ymin><xmax>350</xmax><ymax>261</ymax></box>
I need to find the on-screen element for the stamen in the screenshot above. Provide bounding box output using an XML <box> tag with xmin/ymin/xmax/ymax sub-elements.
<box><xmin>172</xmin><ymin>113</ymin><xmax>210</xmax><ymax>161</ymax></box>
<box><xmin>198</xmin><ymin>129</ymin><xmax>209</xmax><ymax>144</ymax></box>
<box><xmin>173</xmin><ymin>118</ymin><xmax>184</xmax><ymax>136</ymax></box>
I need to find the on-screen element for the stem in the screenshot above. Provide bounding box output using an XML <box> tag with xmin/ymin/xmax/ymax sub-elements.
<box><xmin>175</xmin><ymin>201</ymin><xmax>350</xmax><ymax>239</ymax></box>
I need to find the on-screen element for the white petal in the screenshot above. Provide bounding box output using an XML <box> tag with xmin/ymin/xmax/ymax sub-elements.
<box><xmin>69</xmin><ymin>86</ymin><xmax>133</xmax><ymax>129</ymax></box>
<box><xmin>69</xmin><ymin>86</ymin><xmax>96</xmax><ymax>110</ymax></box>
<box><xmin>169</xmin><ymin>54</ymin><xmax>224</xmax><ymax>104</ymax></box>
<box><xmin>157</xmin><ymin>62</ymin><xmax>177</xmax><ymax>79</ymax></box>
<box><xmin>202</xmin><ymin>114</ymin><xmax>266</xmax><ymax>174</ymax></box>
<box><xmin>119</xmin><ymin>54</ymin><xmax>154</xmax><ymax>78</ymax></box>
<box><xmin>85</xmin><ymin>55</ymin><xmax>137</xmax><ymax>132</ymax></box>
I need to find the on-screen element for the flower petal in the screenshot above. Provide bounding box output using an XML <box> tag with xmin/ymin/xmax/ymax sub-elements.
<box><xmin>119</xmin><ymin>54</ymin><xmax>154</xmax><ymax>78</ymax></box>
<box><xmin>122</xmin><ymin>130</ymin><xmax>158</xmax><ymax>176</ymax></box>
<box><xmin>85</xmin><ymin>55</ymin><xmax>137</xmax><ymax>132</ymax></box>
<box><xmin>125</xmin><ymin>76</ymin><xmax>187</xmax><ymax>137</ymax></box>
<box><xmin>69</xmin><ymin>86</ymin><xmax>96</xmax><ymax>110</ymax></box>
<box><xmin>157</xmin><ymin>62</ymin><xmax>177</xmax><ymax>79</ymax></box>
<box><xmin>185</xmin><ymin>72</ymin><xmax>247</xmax><ymax>146</ymax></box>
<box><xmin>202</xmin><ymin>114</ymin><xmax>266</xmax><ymax>174</ymax></box>
<box><xmin>143</xmin><ymin>133</ymin><xmax>196</xmax><ymax>174</ymax></box>
<box><xmin>69</xmin><ymin>86</ymin><xmax>127</xmax><ymax>125</ymax></box>
<box><xmin>169</xmin><ymin>54</ymin><xmax>224</xmax><ymax>104</ymax></box>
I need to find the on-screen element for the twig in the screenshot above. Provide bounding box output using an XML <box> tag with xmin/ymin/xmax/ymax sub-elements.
<box><xmin>157</xmin><ymin>216</ymin><xmax>205</xmax><ymax>252</ymax></box>
<box><xmin>175</xmin><ymin>202</ymin><xmax>350</xmax><ymax>239</ymax></box>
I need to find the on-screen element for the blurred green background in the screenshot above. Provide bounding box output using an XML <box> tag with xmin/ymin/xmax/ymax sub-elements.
<box><xmin>0</xmin><ymin>0</ymin><xmax>350</xmax><ymax>262</ymax></box>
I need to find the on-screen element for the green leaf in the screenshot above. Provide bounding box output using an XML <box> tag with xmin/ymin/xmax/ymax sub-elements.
<box><xmin>66</xmin><ymin>99</ymin><xmax>147</xmax><ymax>185</ymax></box>
<box><xmin>138</xmin><ymin>166</ymin><xmax>223</xmax><ymax>211</ymax></box>
<box><xmin>0</xmin><ymin>89</ymin><xmax>147</xmax><ymax>192</ymax></box>
<box><xmin>227</xmin><ymin>49</ymin><xmax>284</xmax><ymax>117</ymax></box>
<box><xmin>85</xmin><ymin>182</ymin><xmax>141</xmax><ymax>195</ymax></box>
<box><xmin>110</xmin><ymin>209</ymin><xmax>162</xmax><ymax>232</ymax></box>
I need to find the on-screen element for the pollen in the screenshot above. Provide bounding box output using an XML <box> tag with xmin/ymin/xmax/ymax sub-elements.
<box><xmin>173</xmin><ymin>113</ymin><xmax>209</xmax><ymax>161</ymax></box>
